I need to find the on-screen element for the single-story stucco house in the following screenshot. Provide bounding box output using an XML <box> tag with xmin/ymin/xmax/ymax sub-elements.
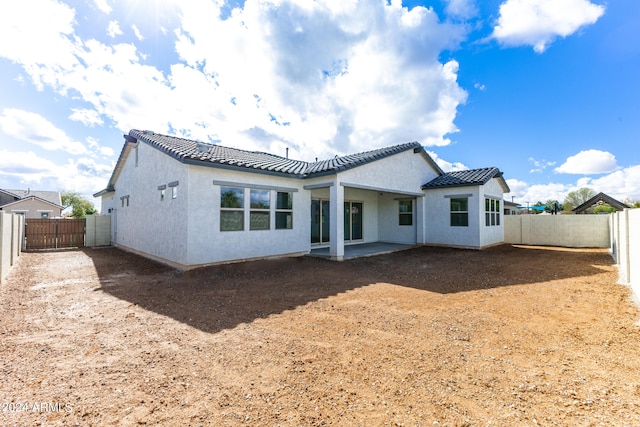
<box><xmin>0</xmin><ymin>189</ymin><xmax>63</xmax><ymax>219</ymax></box>
<box><xmin>94</xmin><ymin>129</ymin><xmax>510</xmax><ymax>270</ymax></box>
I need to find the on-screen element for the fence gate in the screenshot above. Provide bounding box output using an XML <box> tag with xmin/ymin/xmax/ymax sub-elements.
<box><xmin>25</xmin><ymin>219</ymin><xmax>86</xmax><ymax>250</ymax></box>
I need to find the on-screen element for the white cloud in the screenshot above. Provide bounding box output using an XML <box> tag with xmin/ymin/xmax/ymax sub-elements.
<box><xmin>0</xmin><ymin>0</ymin><xmax>78</xmax><ymax>90</ymax></box>
<box><xmin>0</xmin><ymin>108</ymin><xmax>87</xmax><ymax>155</ymax></box>
<box><xmin>528</xmin><ymin>156</ymin><xmax>556</xmax><ymax>173</ymax></box>
<box><xmin>426</xmin><ymin>150</ymin><xmax>468</xmax><ymax>172</ymax></box>
<box><xmin>506</xmin><ymin>163</ymin><xmax>640</xmax><ymax>205</ymax></box>
<box><xmin>0</xmin><ymin>0</ymin><xmax>468</xmax><ymax>163</ymax></box>
<box><xmin>491</xmin><ymin>0</ymin><xmax>605</xmax><ymax>53</ymax></box>
<box><xmin>445</xmin><ymin>0</ymin><xmax>478</xmax><ymax>20</ymax></box>
<box><xmin>87</xmin><ymin>136</ymin><xmax>115</xmax><ymax>157</ymax></box>
<box><xmin>505</xmin><ymin>179</ymin><xmax>570</xmax><ymax>204</ymax></box>
<box><xmin>107</xmin><ymin>20</ymin><xmax>123</xmax><ymax>38</ymax></box>
<box><xmin>94</xmin><ymin>0</ymin><xmax>112</xmax><ymax>14</ymax></box>
<box><xmin>132</xmin><ymin>24</ymin><xmax>144</xmax><ymax>41</ymax></box>
<box><xmin>0</xmin><ymin>149</ymin><xmax>112</xmax><ymax>196</ymax></box>
<box><xmin>554</xmin><ymin>149</ymin><xmax>618</xmax><ymax>174</ymax></box>
<box><xmin>574</xmin><ymin>165</ymin><xmax>640</xmax><ymax>201</ymax></box>
<box><xmin>69</xmin><ymin>108</ymin><xmax>104</xmax><ymax>127</ymax></box>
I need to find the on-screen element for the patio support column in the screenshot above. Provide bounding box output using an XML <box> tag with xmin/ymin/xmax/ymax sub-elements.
<box><xmin>329</xmin><ymin>182</ymin><xmax>344</xmax><ymax>260</ymax></box>
<box><xmin>416</xmin><ymin>195</ymin><xmax>426</xmax><ymax>244</ymax></box>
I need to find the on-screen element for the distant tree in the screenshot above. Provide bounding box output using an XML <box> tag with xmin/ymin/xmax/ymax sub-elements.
<box><xmin>593</xmin><ymin>203</ymin><xmax>617</xmax><ymax>214</ymax></box>
<box><xmin>563</xmin><ymin>188</ymin><xmax>597</xmax><ymax>214</ymax></box>
<box><xmin>624</xmin><ymin>198</ymin><xmax>640</xmax><ymax>208</ymax></box>
<box><xmin>543</xmin><ymin>199</ymin><xmax>562</xmax><ymax>214</ymax></box>
<box><xmin>61</xmin><ymin>191</ymin><xmax>97</xmax><ymax>218</ymax></box>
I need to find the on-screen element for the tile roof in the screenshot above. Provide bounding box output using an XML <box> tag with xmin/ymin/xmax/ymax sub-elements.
<box><xmin>421</xmin><ymin>167</ymin><xmax>506</xmax><ymax>190</ymax></box>
<box><xmin>130</xmin><ymin>129</ymin><xmax>424</xmax><ymax>178</ymax></box>
<box><xmin>0</xmin><ymin>189</ymin><xmax>62</xmax><ymax>207</ymax></box>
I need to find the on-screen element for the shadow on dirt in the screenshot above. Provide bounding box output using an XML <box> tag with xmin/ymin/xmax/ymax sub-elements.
<box><xmin>84</xmin><ymin>244</ymin><xmax>613</xmax><ymax>334</ymax></box>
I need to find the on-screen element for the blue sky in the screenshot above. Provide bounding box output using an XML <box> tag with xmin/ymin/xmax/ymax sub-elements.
<box><xmin>1</xmin><ymin>0</ymin><xmax>638</xmax><ymax>209</ymax></box>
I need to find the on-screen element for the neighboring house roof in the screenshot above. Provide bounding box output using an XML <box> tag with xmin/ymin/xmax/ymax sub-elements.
<box><xmin>572</xmin><ymin>192</ymin><xmax>629</xmax><ymax>214</ymax></box>
<box><xmin>0</xmin><ymin>189</ymin><xmax>63</xmax><ymax>208</ymax></box>
<box><xmin>421</xmin><ymin>167</ymin><xmax>511</xmax><ymax>193</ymax></box>
<box><xmin>95</xmin><ymin>129</ymin><xmax>445</xmax><ymax>196</ymax></box>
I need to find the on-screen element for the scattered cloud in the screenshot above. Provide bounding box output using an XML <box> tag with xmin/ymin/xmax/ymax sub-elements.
<box><xmin>427</xmin><ymin>151</ymin><xmax>468</xmax><ymax>172</ymax></box>
<box><xmin>94</xmin><ymin>0</ymin><xmax>112</xmax><ymax>15</ymax></box>
<box><xmin>0</xmin><ymin>108</ymin><xmax>87</xmax><ymax>155</ymax></box>
<box><xmin>554</xmin><ymin>149</ymin><xmax>618</xmax><ymax>174</ymax></box>
<box><xmin>69</xmin><ymin>108</ymin><xmax>104</xmax><ymax>127</ymax></box>
<box><xmin>132</xmin><ymin>24</ymin><xmax>144</xmax><ymax>41</ymax></box>
<box><xmin>528</xmin><ymin>157</ymin><xmax>556</xmax><ymax>173</ymax></box>
<box><xmin>87</xmin><ymin>136</ymin><xmax>115</xmax><ymax>157</ymax></box>
<box><xmin>473</xmin><ymin>82</ymin><xmax>486</xmax><ymax>91</ymax></box>
<box><xmin>445</xmin><ymin>0</ymin><xmax>478</xmax><ymax>20</ymax></box>
<box><xmin>107</xmin><ymin>20</ymin><xmax>123</xmax><ymax>38</ymax></box>
<box><xmin>491</xmin><ymin>0</ymin><xmax>605</xmax><ymax>53</ymax></box>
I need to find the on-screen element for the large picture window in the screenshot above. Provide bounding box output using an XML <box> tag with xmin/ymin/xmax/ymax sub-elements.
<box><xmin>399</xmin><ymin>200</ymin><xmax>413</xmax><ymax>226</ymax></box>
<box><xmin>275</xmin><ymin>192</ymin><xmax>293</xmax><ymax>229</ymax></box>
<box><xmin>250</xmin><ymin>189</ymin><xmax>270</xmax><ymax>230</ymax></box>
<box><xmin>450</xmin><ymin>197</ymin><xmax>468</xmax><ymax>227</ymax></box>
<box><xmin>485</xmin><ymin>198</ymin><xmax>501</xmax><ymax>226</ymax></box>
<box><xmin>220</xmin><ymin>187</ymin><xmax>244</xmax><ymax>231</ymax></box>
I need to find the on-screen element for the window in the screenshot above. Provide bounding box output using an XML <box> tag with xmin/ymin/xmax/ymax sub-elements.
<box><xmin>40</xmin><ymin>212</ymin><xmax>49</xmax><ymax>218</ymax></box>
<box><xmin>168</xmin><ymin>181</ymin><xmax>179</xmax><ymax>199</ymax></box>
<box><xmin>399</xmin><ymin>200</ymin><xmax>413</xmax><ymax>226</ymax></box>
<box><xmin>120</xmin><ymin>195</ymin><xmax>130</xmax><ymax>207</ymax></box>
<box><xmin>485</xmin><ymin>198</ymin><xmax>501</xmax><ymax>226</ymax></box>
<box><xmin>250</xmin><ymin>189</ymin><xmax>270</xmax><ymax>230</ymax></box>
<box><xmin>160</xmin><ymin>189</ymin><xmax>165</xmax><ymax>201</ymax></box>
<box><xmin>276</xmin><ymin>192</ymin><xmax>293</xmax><ymax>229</ymax></box>
<box><xmin>450</xmin><ymin>197</ymin><xmax>468</xmax><ymax>227</ymax></box>
<box><xmin>220</xmin><ymin>187</ymin><xmax>244</xmax><ymax>231</ymax></box>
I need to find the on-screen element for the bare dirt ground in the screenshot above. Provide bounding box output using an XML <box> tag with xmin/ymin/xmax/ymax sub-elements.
<box><xmin>1</xmin><ymin>245</ymin><xmax>639</xmax><ymax>426</ymax></box>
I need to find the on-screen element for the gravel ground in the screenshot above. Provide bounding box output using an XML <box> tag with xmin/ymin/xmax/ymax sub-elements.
<box><xmin>1</xmin><ymin>244</ymin><xmax>639</xmax><ymax>426</ymax></box>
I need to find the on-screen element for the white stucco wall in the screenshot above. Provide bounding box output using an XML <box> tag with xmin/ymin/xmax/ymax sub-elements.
<box><xmin>423</xmin><ymin>187</ymin><xmax>481</xmax><ymax>248</ymax></box>
<box><xmin>479</xmin><ymin>178</ymin><xmax>506</xmax><ymax>247</ymax></box>
<box><xmin>186</xmin><ymin>166</ymin><xmax>310</xmax><ymax>266</ymax></box>
<box><xmin>102</xmin><ymin>141</ymin><xmax>191</xmax><ymax>266</ymax></box>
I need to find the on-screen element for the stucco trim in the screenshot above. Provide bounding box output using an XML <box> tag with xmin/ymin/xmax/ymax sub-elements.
<box><xmin>340</xmin><ymin>182</ymin><xmax>425</xmax><ymax>197</ymax></box>
<box><xmin>444</xmin><ymin>194</ymin><xmax>473</xmax><ymax>198</ymax></box>
<box><xmin>303</xmin><ymin>182</ymin><xmax>334</xmax><ymax>190</ymax></box>
<box><xmin>212</xmin><ymin>180</ymin><xmax>299</xmax><ymax>192</ymax></box>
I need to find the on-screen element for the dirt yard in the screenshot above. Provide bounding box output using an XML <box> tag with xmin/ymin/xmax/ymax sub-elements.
<box><xmin>1</xmin><ymin>245</ymin><xmax>639</xmax><ymax>426</ymax></box>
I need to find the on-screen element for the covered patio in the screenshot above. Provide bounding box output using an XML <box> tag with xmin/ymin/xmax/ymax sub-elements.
<box><xmin>308</xmin><ymin>242</ymin><xmax>417</xmax><ymax>260</ymax></box>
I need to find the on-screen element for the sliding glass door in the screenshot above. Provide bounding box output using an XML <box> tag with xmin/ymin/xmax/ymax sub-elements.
<box><xmin>311</xmin><ymin>199</ymin><xmax>330</xmax><ymax>244</ymax></box>
<box><xmin>344</xmin><ymin>201</ymin><xmax>363</xmax><ymax>241</ymax></box>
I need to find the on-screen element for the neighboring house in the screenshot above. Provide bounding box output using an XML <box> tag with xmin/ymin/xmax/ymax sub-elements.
<box><xmin>503</xmin><ymin>200</ymin><xmax>519</xmax><ymax>216</ymax></box>
<box><xmin>573</xmin><ymin>192</ymin><xmax>629</xmax><ymax>214</ymax></box>
<box><xmin>0</xmin><ymin>189</ymin><xmax>63</xmax><ymax>219</ymax></box>
<box><xmin>94</xmin><ymin>129</ymin><xmax>510</xmax><ymax>269</ymax></box>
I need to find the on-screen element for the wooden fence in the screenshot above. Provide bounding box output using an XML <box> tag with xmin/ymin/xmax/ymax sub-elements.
<box><xmin>24</xmin><ymin>218</ymin><xmax>86</xmax><ymax>250</ymax></box>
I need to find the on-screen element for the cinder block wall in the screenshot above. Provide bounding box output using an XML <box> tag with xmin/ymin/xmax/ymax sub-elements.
<box><xmin>0</xmin><ymin>212</ymin><xmax>24</xmax><ymax>284</ymax></box>
<box><xmin>504</xmin><ymin>215</ymin><xmax>610</xmax><ymax>248</ymax></box>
